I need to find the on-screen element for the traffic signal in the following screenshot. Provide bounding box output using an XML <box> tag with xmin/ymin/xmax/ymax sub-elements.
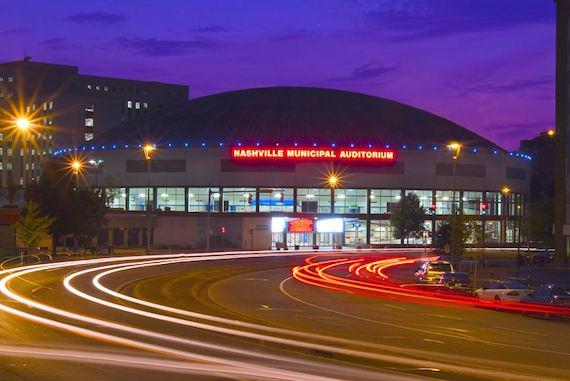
<box><xmin>429</xmin><ymin>204</ymin><xmax>436</xmax><ymax>215</ymax></box>
<box><xmin>481</xmin><ymin>202</ymin><xmax>488</xmax><ymax>215</ymax></box>
<box><xmin>221</xmin><ymin>225</ymin><xmax>227</xmax><ymax>233</ymax></box>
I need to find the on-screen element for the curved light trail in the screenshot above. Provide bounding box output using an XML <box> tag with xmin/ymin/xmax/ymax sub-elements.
<box><xmin>292</xmin><ymin>255</ymin><xmax>570</xmax><ymax>316</ymax></box>
<box><xmin>0</xmin><ymin>249</ymin><xmax>567</xmax><ymax>381</ymax></box>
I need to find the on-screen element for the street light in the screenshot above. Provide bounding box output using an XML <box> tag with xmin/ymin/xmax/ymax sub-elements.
<box><xmin>13</xmin><ymin>116</ymin><xmax>33</xmax><ymax>186</ymax></box>
<box><xmin>547</xmin><ymin>129</ymin><xmax>555</xmax><ymax>137</ymax></box>
<box><xmin>15</xmin><ymin>117</ymin><xmax>30</xmax><ymax>132</ymax></box>
<box><xmin>142</xmin><ymin>144</ymin><xmax>155</xmax><ymax>253</ymax></box>
<box><xmin>328</xmin><ymin>174</ymin><xmax>338</xmax><ymax>188</ymax></box>
<box><xmin>446</xmin><ymin>141</ymin><xmax>462</xmax><ymax>263</ymax></box>
<box><xmin>71</xmin><ymin>160</ymin><xmax>82</xmax><ymax>175</ymax></box>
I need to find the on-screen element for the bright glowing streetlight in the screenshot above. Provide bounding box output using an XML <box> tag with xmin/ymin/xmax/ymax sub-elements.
<box><xmin>142</xmin><ymin>144</ymin><xmax>155</xmax><ymax>253</ymax></box>
<box><xmin>15</xmin><ymin>117</ymin><xmax>31</xmax><ymax>131</ymax></box>
<box><xmin>501</xmin><ymin>186</ymin><xmax>511</xmax><ymax>196</ymax></box>
<box><xmin>143</xmin><ymin>144</ymin><xmax>155</xmax><ymax>160</ymax></box>
<box><xmin>71</xmin><ymin>160</ymin><xmax>82</xmax><ymax>175</ymax></box>
<box><xmin>547</xmin><ymin>129</ymin><xmax>555</xmax><ymax>137</ymax></box>
<box><xmin>328</xmin><ymin>174</ymin><xmax>339</xmax><ymax>188</ymax></box>
<box><xmin>446</xmin><ymin>141</ymin><xmax>462</xmax><ymax>160</ymax></box>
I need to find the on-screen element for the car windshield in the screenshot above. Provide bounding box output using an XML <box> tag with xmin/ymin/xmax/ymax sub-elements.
<box><xmin>428</xmin><ymin>263</ymin><xmax>451</xmax><ymax>272</ymax></box>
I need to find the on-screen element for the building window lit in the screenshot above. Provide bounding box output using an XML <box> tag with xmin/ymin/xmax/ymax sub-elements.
<box><xmin>462</xmin><ymin>191</ymin><xmax>483</xmax><ymax>215</ymax></box>
<box><xmin>49</xmin><ymin>101</ymin><xmax>54</xmax><ymax>110</ymax></box>
<box><xmin>135</xmin><ymin>102</ymin><xmax>140</xmax><ymax>110</ymax></box>
<box><xmin>8</xmin><ymin>76</ymin><xmax>13</xmax><ymax>82</ymax></box>
<box><xmin>222</xmin><ymin>187</ymin><xmax>256</xmax><ymax>212</ymax></box>
<box><xmin>156</xmin><ymin>187</ymin><xmax>185</xmax><ymax>211</ymax></box>
<box><xmin>188</xmin><ymin>187</ymin><xmax>220</xmax><ymax>212</ymax></box>
<box><xmin>485</xmin><ymin>221</ymin><xmax>501</xmax><ymax>244</ymax></box>
<box><xmin>296</xmin><ymin>188</ymin><xmax>331</xmax><ymax>213</ymax></box>
<box><xmin>143</xmin><ymin>102</ymin><xmax>148</xmax><ymax>109</ymax></box>
<box><xmin>435</xmin><ymin>190</ymin><xmax>460</xmax><ymax>215</ymax></box>
<box><xmin>259</xmin><ymin>188</ymin><xmax>294</xmax><ymax>212</ymax></box>
<box><xmin>85</xmin><ymin>118</ymin><xmax>94</xmax><ymax>127</ymax></box>
<box><xmin>334</xmin><ymin>189</ymin><xmax>367</xmax><ymax>214</ymax></box>
<box><xmin>127</xmin><ymin>100</ymin><xmax>133</xmax><ymax>109</ymax></box>
<box><xmin>6</xmin><ymin>162</ymin><xmax>12</xmax><ymax>170</ymax></box>
<box><xmin>370</xmin><ymin>189</ymin><xmax>401</xmax><ymax>214</ymax></box>
<box><xmin>128</xmin><ymin>187</ymin><xmax>153</xmax><ymax>211</ymax></box>
<box><xmin>106</xmin><ymin>188</ymin><xmax>127</xmax><ymax>210</ymax></box>
<box><xmin>344</xmin><ymin>218</ymin><xmax>367</xmax><ymax>245</ymax></box>
<box><xmin>85</xmin><ymin>133</ymin><xmax>94</xmax><ymax>141</ymax></box>
<box><xmin>486</xmin><ymin>192</ymin><xmax>502</xmax><ymax>216</ymax></box>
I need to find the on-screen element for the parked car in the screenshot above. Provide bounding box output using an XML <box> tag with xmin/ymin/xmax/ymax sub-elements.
<box><xmin>473</xmin><ymin>280</ymin><xmax>531</xmax><ymax>303</ymax></box>
<box><xmin>415</xmin><ymin>261</ymin><xmax>454</xmax><ymax>283</ymax></box>
<box><xmin>439</xmin><ymin>271</ymin><xmax>470</xmax><ymax>288</ymax></box>
<box><xmin>521</xmin><ymin>284</ymin><xmax>570</xmax><ymax>307</ymax></box>
<box><xmin>532</xmin><ymin>250</ymin><xmax>555</xmax><ymax>265</ymax></box>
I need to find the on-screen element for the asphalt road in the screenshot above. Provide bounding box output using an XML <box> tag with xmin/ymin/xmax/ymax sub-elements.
<box><xmin>0</xmin><ymin>250</ymin><xmax>568</xmax><ymax>381</ymax></box>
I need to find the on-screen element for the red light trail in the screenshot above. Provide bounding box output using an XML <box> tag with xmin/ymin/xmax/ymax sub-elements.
<box><xmin>292</xmin><ymin>254</ymin><xmax>570</xmax><ymax>316</ymax></box>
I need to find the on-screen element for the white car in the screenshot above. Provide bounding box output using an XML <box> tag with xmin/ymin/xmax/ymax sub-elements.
<box><xmin>474</xmin><ymin>280</ymin><xmax>531</xmax><ymax>303</ymax></box>
<box><xmin>415</xmin><ymin>260</ymin><xmax>454</xmax><ymax>283</ymax></box>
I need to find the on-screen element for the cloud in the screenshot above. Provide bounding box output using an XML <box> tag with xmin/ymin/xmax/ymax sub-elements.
<box><xmin>188</xmin><ymin>25</ymin><xmax>228</xmax><ymax>33</ymax></box>
<box><xmin>64</xmin><ymin>12</ymin><xmax>126</xmax><ymax>26</ymax></box>
<box><xmin>271</xmin><ymin>29</ymin><xmax>317</xmax><ymax>42</ymax></box>
<box><xmin>466</xmin><ymin>79</ymin><xmax>553</xmax><ymax>94</ymax></box>
<box><xmin>365</xmin><ymin>0</ymin><xmax>553</xmax><ymax>41</ymax></box>
<box><xmin>117</xmin><ymin>37</ymin><xmax>223</xmax><ymax>56</ymax></box>
<box><xmin>327</xmin><ymin>63</ymin><xmax>398</xmax><ymax>82</ymax></box>
<box><xmin>41</xmin><ymin>38</ymin><xmax>69</xmax><ymax>50</ymax></box>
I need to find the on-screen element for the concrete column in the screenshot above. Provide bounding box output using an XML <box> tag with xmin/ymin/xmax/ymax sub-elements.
<box><xmin>122</xmin><ymin>229</ymin><xmax>128</xmax><ymax>247</ymax></box>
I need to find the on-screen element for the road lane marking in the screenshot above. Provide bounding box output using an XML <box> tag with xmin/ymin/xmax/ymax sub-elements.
<box><xmin>423</xmin><ymin>338</ymin><xmax>445</xmax><ymax>344</ymax></box>
<box><xmin>494</xmin><ymin>326</ymin><xmax>550</xmax><ymax>337</ymax></box>
<box><xmin>420</xmin><ymin>313</ymin><xmax>462</xmax><ymax>320</ymax></box>
<box><xmin>385</xmin><ymin>304</ymin><xmax>407</xmax><ymax>311</ymax></box>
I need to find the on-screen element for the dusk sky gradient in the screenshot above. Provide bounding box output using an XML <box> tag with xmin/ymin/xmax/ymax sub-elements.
<box><xmin>0</xmin><ymin>0</ymin><xmax>555</xmax><ymax>150</ymax></box>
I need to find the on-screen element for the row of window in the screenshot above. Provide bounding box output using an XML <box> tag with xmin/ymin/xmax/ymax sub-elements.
<box><xmin>105</xmin><ymin>187</ymin><xmax>525</xmax><ymax>216</ymax></box>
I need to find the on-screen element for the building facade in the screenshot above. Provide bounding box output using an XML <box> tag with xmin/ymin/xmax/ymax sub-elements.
<box><xmin>55</xmin><ymin>87</ymin><xmax>531</xmax><ymax>250</ymax></box>
<box><xmin>0</xmin><ymin>58</ymin><xmax>188</xmax><ymax>186</ymax></box>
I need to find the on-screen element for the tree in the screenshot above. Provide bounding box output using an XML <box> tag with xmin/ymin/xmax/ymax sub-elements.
<box><xmin>25</xmin><ymin>159</ymin><xmax>107</xmax><ymax>254</ymax></box>
<box><xmin>434</xmin><ymin>213</ymin><xmax>472</xmax><ymax>259</ymax></box>
<box><xmin>522</xmin><ymin>197</ymin><xmax>553</xmax><ymax>248</ymax></box>
<box><xmin>390</xmin><ymin>193</ymin><xmax>426</xmax><ymax>244</ymax></box>
<box><xmin>14</xmin><ymin>201</ymin><xmax>55</xmax><ymax>252</ymax></box>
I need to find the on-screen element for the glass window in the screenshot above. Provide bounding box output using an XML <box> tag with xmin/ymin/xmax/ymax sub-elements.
<box><xmin>128</xmin><ymin>187</ymin><xmax>153</xmax><ymax>211</ymax></box>
<box><xmin>334</xmin><ymin>189</ymin><xmax>367</xmax><ymax>214</ymax></box>
<box><xmin>466</xmin><ymin>221</ymin><xmax>483</xmax><ymax>244</ymax></box>
<box><xmin>505</xmin><ymin>219</ymin><xmax>520</xmax><ymax>244</ymax></box>
<box><xmin>157</xmin><ymin>187</ymin><xmax>185</xmax><ymax>211</ymax></box>
<box><xmin>435</xmin><ymin>190</ymin><xmax>460</xmax><ymax>215</ymax></box>
<box><xmin>85</xmin><ymin>118</ymin><xmax>94</xmax><ymax>127</ymax></box>
<box><xmin>106</xmin><ymin>188</ymin><xmax>126</xmax><ymax>209</ymax></box>
<box><xmin>370</xmin><ymin>189</ymin><xmax>401</xmax><ymax>214</ymax></box>
<box><xmin>462</xmin><ymin>191</ymin><xmax>483</xmax><ymax>215</ymax></box>
<box><xmin>345</xmin><ymin>218</ymin><xmax>367</xmax><ymax>245</ymax></box>
<box><xmin>222</xmin><ymin>187</ymin><xmax>256</xmax><ymax>212</ymax></box>
<box><xmin>296</xmin><ymin>188</ymin><xmax>331</xmax><ymax>213</ymax></box>
<box><xmin>506</xmin><ymin>193</ymin><xmax>524</xmax><ymax>216</ymax></box>
<box><xmin>370</xmin><ymin>220</ymin><xmax>399</xmax><ymax>244</ymax></box>
<box><xmin>259</xmin><ymin>188</ymin><xmax>294</xmax><ymax>212</ymax></box>
<box><xmin>188</xmin><ymin>187</ymin><xmax>220</xmax><ymax>212</ymax></box>
<box><xmin>404</xmin><ymin>190</ymin><xmax>432</xmax><ymax>212</ymax></box>
<box><xmin>486</xmin><ymin>192</ymin><xmax>502</xmax><ymax>216</ymax></box>
<box><xmin>485</xmin><ymin>220</ymin><xmax>502</xmax><ymax>244</ymax></box>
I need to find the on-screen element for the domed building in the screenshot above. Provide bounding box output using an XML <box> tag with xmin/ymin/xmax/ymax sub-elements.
<box><xmin>56</xmin><ymin>87</ymin><xmax>530</xmax><ymax>250</ymax></box>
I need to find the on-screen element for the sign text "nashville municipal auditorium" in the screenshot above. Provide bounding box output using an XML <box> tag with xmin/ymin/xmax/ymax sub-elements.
<box><xmin>231</xmin><ymin>147</ymin><xmax>396</xmax><ymax>162</ymax></box>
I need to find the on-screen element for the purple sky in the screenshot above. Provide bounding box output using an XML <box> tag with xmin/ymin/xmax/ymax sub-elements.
<box><xmin>1</xmin><ymin>0</ymin><xmax>555</xmax><ymax>150</ymax></box>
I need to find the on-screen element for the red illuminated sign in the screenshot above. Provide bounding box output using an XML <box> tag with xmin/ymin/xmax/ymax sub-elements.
<box><xmin>288</xmin><ymin>219</ymin><xmax>314</xmax><ymax>233</ymax></box>
<box><xmin>231</xmin><ymin>147</ymin><xmax>396</xmax><ymax>162</ymax></box>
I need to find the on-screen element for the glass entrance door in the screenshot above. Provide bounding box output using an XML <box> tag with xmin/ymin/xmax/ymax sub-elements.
<box><xmin>287</xmin><ymin>233</ymin><xmax>313</xmax><ymax>247</ymax></box>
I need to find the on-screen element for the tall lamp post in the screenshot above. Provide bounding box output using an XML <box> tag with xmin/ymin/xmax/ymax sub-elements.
<box><xmin>446</xmin><ymin>142</ymin><xmax>462</xmax><ymax>263</ymax></box>
<box><xmin>143</xmin><ymin>144</ymin><xmax>155</xmax><ymax>253</ymax></box>
<box><xmin>327</xmin><ymin>173</ymin><xmax>339</xmax><ymax>248</ymax></box>
<box><xmin>14</xmin><ymin>117</ymin><xmax>32</xmax><ymax>186</ymax></box>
